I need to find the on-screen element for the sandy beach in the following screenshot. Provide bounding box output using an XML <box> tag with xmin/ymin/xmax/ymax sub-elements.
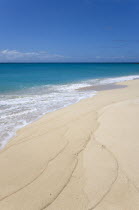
<box><xmin>0</xmin><ymin>79</ymin><xmax>139</xmax><ymax>210</ymax></box>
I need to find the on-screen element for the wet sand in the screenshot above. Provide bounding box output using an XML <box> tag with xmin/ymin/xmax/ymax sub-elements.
<box><xmin>77</xmin><ymin>83</ymin><xmax>127</xmax><ymax>91</ymax></box>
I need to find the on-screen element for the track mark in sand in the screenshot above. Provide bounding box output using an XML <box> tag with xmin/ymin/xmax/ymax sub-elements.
<box><xmin>0</xmin><ymin>140</ymin><xmax>69</xmax><ymax>203</ymax></box>
<box><xmin>40</xmin><ymin>158</ymin><xmax>78</xmax><ymax>210</ymax></box>
<box><xmin>88</xmin><ymin>138</ymin><xmax>119</xmax><ymax>210</ymax></box>
<box><xmin>87</xmin><ymin>110</ymin><xmax>120</xmax><ymax>210</ymax></box>
<box><xmin>41</xmin><ymin>132</ymin><xmax>93</xmax><ymax>210</ymax></box>
<box><xmin>42</xmin><ymin>132</ymin><xmax>119</xmax><ymax>210</ymax></box>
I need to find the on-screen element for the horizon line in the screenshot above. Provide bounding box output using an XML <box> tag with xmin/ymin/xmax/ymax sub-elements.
<box><xmin>0</xmin><ymin>62</ymin><xmax>139</xmax><ymax>64</ymax></box>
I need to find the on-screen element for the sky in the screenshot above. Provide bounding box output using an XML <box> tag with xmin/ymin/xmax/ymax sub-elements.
<box><xmin>0</xmin><ymin>0</ymin><xmax>139</xmax><ymax>62</ymax></box>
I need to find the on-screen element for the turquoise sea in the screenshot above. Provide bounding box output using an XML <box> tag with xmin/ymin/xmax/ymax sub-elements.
<box><xmin>0</xmin><ymin>63</ymin><xmax>139</xmax><ymax>148</ymax></box>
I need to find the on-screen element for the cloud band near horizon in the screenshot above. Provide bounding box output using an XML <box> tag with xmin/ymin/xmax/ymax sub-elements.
<box><xmin>0</xmin><ymin>49</ymin><xmax>66</xmax><ymax>62</ymax></box>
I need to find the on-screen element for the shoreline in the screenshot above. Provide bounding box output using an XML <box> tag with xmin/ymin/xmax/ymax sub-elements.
<box><xmin>0</xmin><ymin>81</ymin><xmax>126</xmax><ymax>150</ymax></box>
<box><xmin>0</xmin><ymin>79</ymin><xmax>139</xmax><ymax>209</ymax></box>
<box><xmin>1</xmin><ymin>74</ymin><xmax>139</xmax><ymax>150</ymax></box>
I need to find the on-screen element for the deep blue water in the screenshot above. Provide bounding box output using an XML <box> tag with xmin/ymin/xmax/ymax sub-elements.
<box><xmin>0</xmin><ymin>63</ymin><xmax>139</xmax><ymax>149</ymax></box>
<box><xmin>0</xmin><ymin>63</ymin><xmax>139</xmax><ymax>93</ymax></box>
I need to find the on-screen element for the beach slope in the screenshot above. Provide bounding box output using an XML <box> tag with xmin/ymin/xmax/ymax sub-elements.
<box><xmin>0</xmin><ymin>79</ymin><xmax>139</xmax><ymax>210</ymax></box>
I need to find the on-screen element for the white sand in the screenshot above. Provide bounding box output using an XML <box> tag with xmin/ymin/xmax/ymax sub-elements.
<box><xmin>0</xmin><ymin>79</ymin><xmax>139</xmax><ymax>210</ymax></box>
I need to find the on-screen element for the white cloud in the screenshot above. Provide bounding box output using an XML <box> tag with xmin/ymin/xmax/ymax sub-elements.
<box><xmin>0</xmin><ymin>49</ymin><xmax>66</xmax><ymax>62</ymax></box>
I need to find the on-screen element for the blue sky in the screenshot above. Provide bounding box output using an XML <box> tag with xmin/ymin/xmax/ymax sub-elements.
<box><xmin>0</xmin><ymin>0</ymin><xmax>139</xmax><ymax>62</ymax></box>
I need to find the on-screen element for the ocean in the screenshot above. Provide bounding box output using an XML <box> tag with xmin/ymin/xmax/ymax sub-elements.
<box><xmin>0</xmin><ymin>63</ymin><xmax>139</xmax><ymax>149</ymax></box>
